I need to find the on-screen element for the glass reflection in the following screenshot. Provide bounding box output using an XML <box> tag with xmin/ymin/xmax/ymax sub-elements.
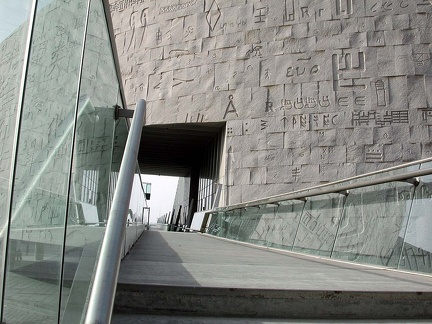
<box><xmin>332</xmin><ymin>182</ymin><xmax>415</xmax><ymax>268</ymax></box>
<box><xmin>0</xmin><ymin>1</ymin><xmax>34</xmax><ymax>320</ymax></box>
<box><xmin>293</xmin><ymin>194</ymin><xmax>345</xmax><ymax>257</ymax></box>
<box><xmin>124</xmin><ymin>172</ymin><xmax>148</xmax><ymax>256</ymax></box>
<box><xmin>60</xmin><ymin>0</ymin><xmax>122</xmax><ymax>321</ymax></box>
<box><xmin>2</xmin><ymin>0</ymin><xmax>88</xmax><ymax>322</ymax></box>
<box><xmin>207</xmin><ymin>212</ymin><xmax>224</xmax><ymax>236</ymax></box>
<box><xmin>270</xmin><ymin>201</ymin><xmax>304</xmax><ymax>250</ymax></box>
<box><xmin>60</xmin><ymin>103</ymin><xmax>116</xmax><ymax>323</ymax></box>
<box><xmin>247</xmin><ymin>204</ymin><xmax>294</xmax><ymax>249</ymax></box>
<box><xmin>399</xmin><ymin>174</ymin><xmax>432</xmax><ymax>273</ymax></box>
<box><xmin>223</xmin><ymin>209</ymin><xmax>243</xmax><ymax>240</ymax></box>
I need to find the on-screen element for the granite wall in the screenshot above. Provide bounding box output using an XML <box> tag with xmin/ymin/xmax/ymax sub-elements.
<box><xmin>110</xmin><ymin>0</ymin><xmax>432</xmax><ymax>205</ymax></box>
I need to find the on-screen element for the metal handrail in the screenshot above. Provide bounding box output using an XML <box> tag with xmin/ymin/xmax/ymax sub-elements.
<box><xmin>219</xmin><ymin>164</ymin><xmax>432</xmax><ymax>212</ymax></box>
<box><xmin>213</xmin><ymin>157</ymin><xmax>432</xmax><ymax>213</ymax></box>
<box><xmin>84</xmin><ymin>99</ymin><xmax>145</xmax><ymax>324</ymax></box>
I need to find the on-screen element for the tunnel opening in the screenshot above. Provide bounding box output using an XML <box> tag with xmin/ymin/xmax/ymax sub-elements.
<box><xmin>137</xmin><ymin>122</ymin><xmax>226</xmax><ymax>228</ymax></box>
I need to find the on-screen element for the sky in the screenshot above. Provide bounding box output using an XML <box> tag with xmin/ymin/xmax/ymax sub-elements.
<box><xmin>0</xmin><ymin>0</ymin><xmax>52</xmax><ymax>42</ymax></box>
<box><xmin>140</xmin><ymin>174</ymin><xmax>179</xmax><ymax>223</ymax></box>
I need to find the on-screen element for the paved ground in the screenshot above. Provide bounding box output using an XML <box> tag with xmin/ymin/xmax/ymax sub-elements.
<box><xmin>112</xmin><ymin>230</ymin><xmax>432</xmax><ymax>323</ymax></box>
<box><xmin>2</xmin><ymin>270</ymin><xmax>64</xmax><ymax>324</ymax></box>
<box><xmin>116</xmin><ymin>231</ymin><xmax>432</xmax><ymax>292</ymax></box>
<box><xmin>111</xmin><ymin>314</ymin><xmax>432</xmax><ymax>324</ymax></box>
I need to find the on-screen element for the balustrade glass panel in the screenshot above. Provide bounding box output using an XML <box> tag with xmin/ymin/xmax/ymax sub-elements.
<box><xmin>243</xmin><ymin>205</ymin><xmax>284</xmax><ymax>246</ymax></box>
<box><xmin>266</xmin><ymin>200</ymin><xmax>305</xmax><ymax>250</ymax></box>
<box><xmin>237</xmin><ymin>205</ymin><xmax>266</xmax><ymax>244</ymax></box>
<box><xmin>207</xmin><ymin>212</ymin><xmax>225</xmax><ymax>236</ymax></box>
<box><xmin>206</xmin><ymin>163</ymin><xmax>432</xmax><ymax>274</ymax></box>
<box><xmin>293</xmin><ymin>194</ymin><xmax>345</xmax><ymax>257</ymax></box>
<box><xmin>399</xmin><ymin>162</ymin><xmax>432</xmax><ymax>274</ymax></box>
<box><xmin>332</xmin><ymin>182</ymin><xmax>415</xmax><ymax>268</ymax></box>
<box><xmin>124</xmin><ymin>172</ymin><xmax>148</xmax><ymax>257</ymax></box>
<box><xmin>224</xmin><ymin>209</ymin><xmax>243</xmax><ymax>240</ymax></box>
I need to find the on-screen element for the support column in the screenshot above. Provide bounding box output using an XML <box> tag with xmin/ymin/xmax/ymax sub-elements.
<box><xmin>187</xmin><ymin>166</ymin><xmax>199</xmax><ymax>228</ymax></box>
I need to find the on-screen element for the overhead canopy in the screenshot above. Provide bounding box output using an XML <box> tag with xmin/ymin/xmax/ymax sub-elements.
<box><xmin>137</xmin><ymin>122</ymin><xmax>225</xmax><ymax>177</ymax></box>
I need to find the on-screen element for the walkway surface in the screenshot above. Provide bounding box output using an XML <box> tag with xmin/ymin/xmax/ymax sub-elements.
<box><xmin>112</xmin><ymin>230</ymin><xmax>432</xmax><ymax>323</ymax></box>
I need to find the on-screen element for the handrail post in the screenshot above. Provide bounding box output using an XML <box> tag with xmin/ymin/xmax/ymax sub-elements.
<box><xmin>85</xmin><ymin>99</ymin><xmax>145</xmax><ymax>324</ymax></box>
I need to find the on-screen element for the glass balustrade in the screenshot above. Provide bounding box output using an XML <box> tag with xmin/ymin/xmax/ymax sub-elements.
<box><xmin>207</xmin><ymin>161</ymin><xmax>432</xmax><ymax>274</ymax></box>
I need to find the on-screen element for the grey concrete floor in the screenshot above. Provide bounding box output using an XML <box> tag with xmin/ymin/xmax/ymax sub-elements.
<box><xmin>116</xmin><ymin>231</ymin><xmax>432</xmax><ymax>292</ymax></box>
<box><xmin>111</xmin><ymin>314</ymin><xmax>432</xmax><ymax>324</ymax></box>
<box><xmin>112</xmin><ymin>231</ymin><xmax>432</xmax><ymax>323</ymax></box>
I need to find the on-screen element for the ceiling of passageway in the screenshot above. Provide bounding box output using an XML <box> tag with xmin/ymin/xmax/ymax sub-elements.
<box><xmin>137</xmin><ymin>123</ymin><xmax>225</xmax><ymax>177</ymax></box>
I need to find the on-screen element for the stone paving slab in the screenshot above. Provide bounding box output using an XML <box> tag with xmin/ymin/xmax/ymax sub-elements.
<box><xmin>117</xmin><ymin>231</ymin><xmax>432</xmax><ymax>292</ymax></box>
<box><xmin>113</xmin><ymin>231</ymin><xmax>432</xmax><ymax>320</ymax></box>
<box><xmin>111</xmin><ymin>314</ymin><xmax>432</xmax><ymax>324</ymax></box>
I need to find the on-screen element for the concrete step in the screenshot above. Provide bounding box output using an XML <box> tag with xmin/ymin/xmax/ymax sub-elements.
<box><xmin>111</xmin><ymin>313</ymin><xmax>432</xmax><ymax>324</ymax></box>
<box><xmin>113</xmin><ymin>283</ymin><xmax>432</xmax><ymax>320</ymax></box>
<box><xmin>113</xmin><ymin>232</ymin><xmax>432</xmax><ymax>321</ymax></box>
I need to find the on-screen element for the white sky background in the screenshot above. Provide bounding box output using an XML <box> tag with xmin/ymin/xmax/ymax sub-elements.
<box><xmin>0</xmin><ymin>0</ymin><xmax>52</xmax><ymax>42</ymax></box>
<box><xmin>140</xmin><ymin>175</ymin><xmax>179</xmax><ymax>223</ymax></box>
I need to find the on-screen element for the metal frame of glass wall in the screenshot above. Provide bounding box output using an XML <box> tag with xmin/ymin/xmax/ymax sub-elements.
<box><xmin>0</xmin><ymin>0</ymin><xmax>147</xmax><ymax>323</ymax></box>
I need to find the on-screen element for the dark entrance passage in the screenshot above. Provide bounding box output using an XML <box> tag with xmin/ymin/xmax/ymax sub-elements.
<box><xmin>137</xmin><ymin>122</ymin><xmax>225</xmax><ymax>227</ymax></box>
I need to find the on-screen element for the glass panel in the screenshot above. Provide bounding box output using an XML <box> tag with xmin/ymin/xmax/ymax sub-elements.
<box><xmin>60</xmin><ymin>0</ymin><xmax>122</xmax><ymax>321</ymax></box>
<box><xmin>124</xmin><ymin>173</ymin><xmax>148</xmax><ymax>256</ymax></box>
<box><xmin>207</xmin><ymin>201</ymin><xmax>305</xmax><ymax>251</ymax></box>
<box><xmin>129</xmin><ymin>173</ymin><xmax>147</xmax><ymax>224</ymax></box>
<box><xmin>2</xmin><ymin>0</ymin><xmax>88</xmax><ymax>322</ymax></box>
<box><xmin>60</xmin><ymin>104</ymin><xmax>115</xmax><ymax>323</ymax></box>
<box><xmin>207</xmin><ymin>161</ymin><xmax>431</xmax><ymax>273</ymax></box>
<box><xmin>266</xmin><ymin>200</ymin><xmax>304</xmax><ymax>250</ymax></box>
<box><xmin>207</xmin><ymin>210</ymin><xmax>243</xmax><ymax>239</ymax></box>
<box><xmin>236</xmin><ymin>205</ymin><xmax>266</xmax><ymax>245</ymax></box>
<box><xmin>420</xmin><ymin>161</ymin><xmax>432</xmax><ymax>170</ymax></box>
<box><xmin>293</xmin><ymin>194</ymin><xmax>345</xmax><ymax>257</ymax></box>
<box><xmin>332</xmin><ymin>182</ymin><xmax>415</xmax><ymax>268</ymax></box>
<box><xmin>399</xmin><ymin>173</ymin><xmax>432</xmax><ymax>274</ymax></box>
<box><xmin>0</xmin><ymin>1</ymin><xmax>34</xmax><ymax>319</ymax></box>
<box><xmin>245</xmin><ymin>205</ymin><xmax>273</xmax><ymax>246</ymax></box>
<box><xmin>207</xmin><ymin>211</ymin><xmax>224</xmax><ymax>236</ymax></box>
<box><xmin>224</xmin><ymin>209</ymin><xmax>243</xmax><ymax>240</ymax></box>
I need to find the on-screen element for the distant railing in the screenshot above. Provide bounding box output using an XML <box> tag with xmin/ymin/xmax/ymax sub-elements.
<box><xmin>84</xmin><ymin>99</ymin><xmax>146</xmax><ymax>324</ymax></box>
<box><xmin>205</xmin><ymin>158</ymin><xmax>432</xmax><ymax>275</ymax></box>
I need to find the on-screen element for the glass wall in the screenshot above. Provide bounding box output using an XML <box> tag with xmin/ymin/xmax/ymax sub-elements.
<box><xmin>2</xmin><ymin>0</ymin><xmax>89</xmax><ymax>320</ymax></box>
<box><xmin>0</xmin><ymin>0</ymin><xmax>147</xmax><ymax>322</ymax></box>
<box><xmin>0</xmin><ymin>1</ymin><xmax>35</xmax><ymax>320</ymax></box>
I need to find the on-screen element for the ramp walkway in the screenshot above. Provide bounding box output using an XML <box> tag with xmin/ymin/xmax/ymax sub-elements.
<box><xmin>111</xmin><ymin>230</ymin><xmax>432</xmax><ymax>323</ymax></box>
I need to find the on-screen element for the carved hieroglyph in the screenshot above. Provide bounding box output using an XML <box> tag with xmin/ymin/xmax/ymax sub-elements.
<box><xmin>110</xmin><ymin>0</ymin><xmax>432</xmax><ymax>204</ymax></box>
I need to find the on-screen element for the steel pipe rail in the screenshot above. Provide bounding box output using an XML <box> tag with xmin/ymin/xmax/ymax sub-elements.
<box><xmin>220</xmin><ymin>166</ymin><xmax>432</xmax><ymax>212</ymax></box>
<box><xmin>85</xmin><ymin>99</ymin><xmax>146</xmax><ymax>324</ymax></box>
